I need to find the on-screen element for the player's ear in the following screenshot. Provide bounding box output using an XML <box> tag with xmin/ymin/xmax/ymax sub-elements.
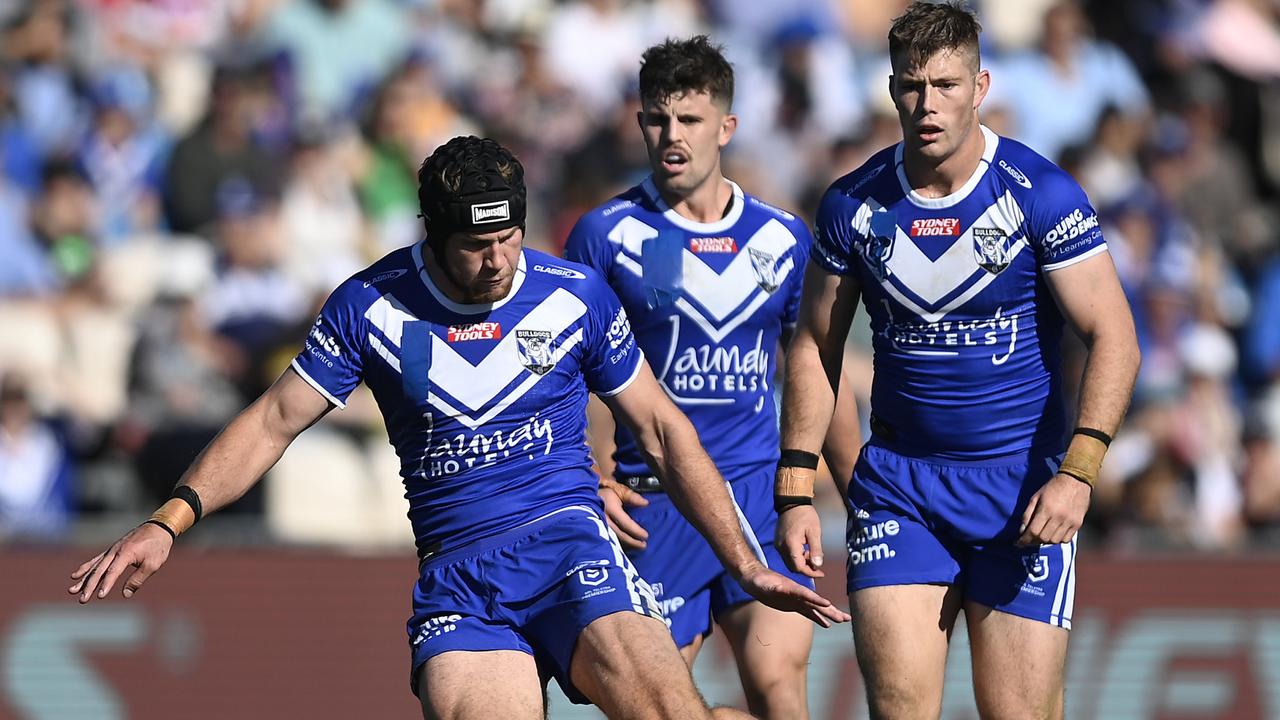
<box><xmin>973</xmin><ymin>69</ymin><xmax>991</xmax><ymax>111</ymax></box>
<box><xmin>720</xmin><ymin>112</ymin><xmax>737</xmax><ymax>147</ymax></box>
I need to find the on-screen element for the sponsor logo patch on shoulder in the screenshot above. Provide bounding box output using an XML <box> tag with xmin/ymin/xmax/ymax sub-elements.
<box><xmin>998</xmin><ymin>159</ymin><xmax>1033</xmax><ymax>189</ymax></box>
<box><xmin>691</xmin><ymin>236</ymin><xmax>737</xmax><ymax>254</ymax></box>
<box><xmin>910</xmin><ymin>218</ymin><xmax>960</xmax><ymax>236</ymax></box>
<box><xmin>851</xmin><ymin>163</ymin><xmax>887</xmax><ymax>192</ymax></box>
<box><xmin>447</xmin><ymin>322</ymin><xmax>502</xmax><ymax>342</ymax></box>
<box><xmin>363</xmin><ymin>269</ymin><xmax>408</xmax><ymax>287</ymax></box>
<box><xmin>532</xmin><ymin>263</ymin><xmax>586</xmax><ymax>280</ymax></box>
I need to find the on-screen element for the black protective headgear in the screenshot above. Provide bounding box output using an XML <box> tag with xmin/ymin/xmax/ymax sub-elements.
<box><xmin>418</xmin><ymin>136</ymin><xmax>527</xmax><ymax>253</ymax></box>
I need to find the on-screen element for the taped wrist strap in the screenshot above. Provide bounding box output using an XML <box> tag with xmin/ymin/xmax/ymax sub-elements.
<box><xmin>142</xmin><ymin>518</ymin><xmax>176</xmax><ymax>541</ymax></box>
<box><xmin>1059</xmin><ymin>430</ymin><xmax>1109</xmax><ymax>487</ymax></box>
<box><xmin>775</xmin><ymin>449</ymin><xmax>818</xmax><ymax>513</ymax></box>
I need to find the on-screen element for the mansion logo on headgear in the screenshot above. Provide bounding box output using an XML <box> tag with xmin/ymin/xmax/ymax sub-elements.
<box><xmin>471</xmin><ymin>200</ymin><xmax>511</xmax><ymax>224</ymax></box>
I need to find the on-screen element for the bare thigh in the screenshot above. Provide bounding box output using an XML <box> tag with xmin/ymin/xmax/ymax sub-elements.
<box><xmin>965</xmin><ymin>601</ymin><xmax>1069</xmax><ymax>720</ymax></box>
<box><xmin>417</xmin><ymin>650</ymin><xmax>544</xmax><ymax>720</ymax></box>
<box><xmin>569</xmin><ymin>611</ymin><xmax>720</xmax><ymax>720</ymax></box>
<box><xmin>850</xmin><ymin>584</ymin><xmax>963</xmax><ymax>720</ymax></box>
<box><xmin>717</xmin><ymin>600</ymin><xmax>814</xmax><ymax>720</ymax></box>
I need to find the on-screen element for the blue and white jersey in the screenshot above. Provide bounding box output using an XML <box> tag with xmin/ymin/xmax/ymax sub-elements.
<box><xmin>291</xmin><ymin>246</ymin><xmax>644</xmax><ymax>558</ymax></box>
<box><xmin>565</xmin><ymin>178</ymin><xmax>810</xmax><ymax>479</ymax></box>
<box><xmin>815</xmin><ymin>126</ymin><xmax>1106</xmax><ymax>459</ymax></box>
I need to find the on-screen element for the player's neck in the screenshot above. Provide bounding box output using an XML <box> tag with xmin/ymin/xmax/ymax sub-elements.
<box><xmin>902</xmin><ymin>122</ymin><xmax>987</xmax><ymax>199</ymax></box>
<box><xmin>421</xmin><ymin>246</ymin><xmax>513</xmax><ymax>306</ymax></box>
<box><xmin>659</xmin><ymin>175</ymin><xmax>734</xmax><ymax>224</ymax></box>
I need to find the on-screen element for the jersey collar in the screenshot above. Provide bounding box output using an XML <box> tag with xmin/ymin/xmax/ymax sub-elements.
<box><xmin>894</xmin><ymin>124</ymin><xmax>999</xmax><ymax>209</ymax></box>
<box><xmin>640</xmin><ymin>176</ymin><xmax>746</xmax><ymax>234</ymax></box>
<box><xmin>412</xmin><ymin>242</ymin><xmax>527</xmax><ymax>315</ymax></box>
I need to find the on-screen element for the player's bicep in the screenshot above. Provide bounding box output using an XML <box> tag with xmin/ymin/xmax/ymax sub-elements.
<box><xmin>1044</xmin><ymin>250</ymin><xmax>1134</xmax><ymax>345</ymax></box>
<box><xmin>599</xmin><ymin>362</ymin><xmax>678</xmax><ymax>448</ymax></box>
<box><xmin>263</xmin><ymin>367</ymin><xmax>337</xmax><ymax>440</ymax></box>
<box><xmin>796</xmin><ymin>262</ymin><xmax>861</xmax><ymax>352</ymax></box>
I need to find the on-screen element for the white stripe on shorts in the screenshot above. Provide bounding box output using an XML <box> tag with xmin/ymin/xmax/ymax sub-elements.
<box><xmin>1049</xmin><ymin>538</ymin><xmax>1077</xmax><ymax>629</ymax></box>
<box><xmin>583</xmin><ymin>510</ymin><xmax>650</xmax><ymax>615</ymax></box>
<box><xmin>727</xmin><ymin>481</ymin><xmax>768</xmax><ymax>566</ymax></box>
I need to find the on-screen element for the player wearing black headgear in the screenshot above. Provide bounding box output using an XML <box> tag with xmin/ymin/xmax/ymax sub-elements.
<box><xmin>418</xmin><ymin>136</ymin><xmax>529</xmax><ymax>303</ymax></box>
<box><xmin>70</xmin><ymin>135</ymin><xmax>847</xmax><ymax>720</ymax></box>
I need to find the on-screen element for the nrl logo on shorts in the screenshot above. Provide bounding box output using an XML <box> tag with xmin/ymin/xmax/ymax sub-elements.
<box><xmin>578</xmin><ymin>567</ymin><xmax>608</xmax><ymax>586</ymax></box>
<box><xmin>747</xmin><ymin>248</ymin><xmax>779</xmax><ymax>293</ymax></box>
<box><xmin>1022</xmin><ymin>555</ymin><xmax>1050</xmax><ymax>583</ymax></box>
<box><xmin>973</xmin><ymin>227</ymin><xmax>1012</xmax><ymax>274</ymax></box>
<box><xmin>515</xmin><ymin>329</ymin><xmax>555</xmax><ymax>375</ymax></box>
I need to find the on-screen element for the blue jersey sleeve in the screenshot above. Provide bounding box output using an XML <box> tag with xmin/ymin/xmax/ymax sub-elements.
<box><xmin>291</xmin><ymin>280</ymin><xmax>368</xmax><ymax>408</ymax></box>
<box><xmin>783</xmin><ymin>220</ymin><xmax>814</xmax><ymax>326</ymax></box>
<box><xmin>563</xmin><ymin>212</ymin><xmax>613</xmax><ymax>276</ymax></box>
<box><xmin>1024</xmin><ymin>169</ymin><xmax>1107</xmax><ymax>272</ymax></box>
<box><xmin>580</xmin><ymin>275</ymin><xmax>643</xmax><ymax>397</ymax></box>
<box><xmin>812</xmin><ymin>186</ymin><xmax>860</xmax><ymax>277</ymax></box>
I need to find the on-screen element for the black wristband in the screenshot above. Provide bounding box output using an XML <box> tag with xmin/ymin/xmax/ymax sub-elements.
<box><xmin>774</xmin><ymin>495</ymin><xmax>814</xmax><ymax>514</ymax></box>
<box><xmin>1073</xmin><ymin>427</ymin><xmax>1113</xmax><ymax>447</ymax></box>
<box><xmin>172</xmin><ymin>485</ymin><xmax>203</xmax><ymax>523</ymax></box>
<box><xmin>778</xmin><ymin>449</ymin><xmax>819</xmax><ymax>470</ymax></box>
<box><xmin>142</xmin><ymin>518</ymin><xmax>177</xmax><ymax>540</ymax></box>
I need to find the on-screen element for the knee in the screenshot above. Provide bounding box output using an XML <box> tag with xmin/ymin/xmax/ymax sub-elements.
<box><xmin>740</xmin><ymin>660</ymin><xmax>808</xmax><ymax>719</ymax></box>
<box><xmin>974</xmin><ymin>686</ymin><xmax>1063</xmax><ymax>720</ymax></box>
<box><xmin>864</xmin><ymin>675</ymin><xmax>941</xmax><ymax>720</ymax></box>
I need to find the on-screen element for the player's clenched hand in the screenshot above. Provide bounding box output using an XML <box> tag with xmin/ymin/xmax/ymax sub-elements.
<box><xmin>68</xmin><ymin>523</ymin><xmax>173</xmax><ymax>603</ymax></box>
<box><xmin>1017</xmin><ymin>474</ymin><xmax>1092</xmax><ymax>547</ymax></box>
<box><xmin>599</xmin><ymin>478</ymin><xmax>649</xmax><ymax>551</ymax></box>
<box><xmin>775</xmin><ymin>505</ymin><xmax>825</xmax><ymax>578</ymax></box>
<box><xmin>737</xmin><ymin>564</ymin><xmax>850</xmax><ymax>628</ymax></box>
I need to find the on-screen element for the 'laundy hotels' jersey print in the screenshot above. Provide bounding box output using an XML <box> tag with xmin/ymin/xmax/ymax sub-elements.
<box><xmin>815</xmin><ymin>126</ymin><xmax>1107</xmax><ymax>459</ymax></box>
<box><xmin>292</xmin><ymin>246</ymin><xmax>644</xmax><ymax>559</ymax></box>
<box><xmin>565</xmin><ymin>178</ymin><xmax>810</xmax><ymax>479</ymax></box>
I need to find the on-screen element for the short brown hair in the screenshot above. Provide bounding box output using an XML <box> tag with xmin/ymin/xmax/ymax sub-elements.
<box><xmin>888</xmin><ymin>1</ymin><xmax>982</xmax><ymax>73</ymax></box>
<box><xmin>638</xmin><ymin>35</ymin><xmax>735</xmax><ymax>110</ymax></box>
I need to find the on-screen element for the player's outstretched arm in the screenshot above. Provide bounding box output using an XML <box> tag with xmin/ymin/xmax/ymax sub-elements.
<box><xmin>603</xmin><ymin>363</ymin><xmax>850</xmax><ymax>627</ymax></box>
<box><xmin>69</xmin><ymin>368</ymin><xmax>334</xmax><ymax>603</ymax></box>
<box><xmin>776</xmin><ymin>262</ymin><xmax>861</xmax><ymax>577</ymax></box>
<box><xmin>1019</xmin><ymin>251</ymin><xmax>1140</xmax><ymax>546</ymax></box>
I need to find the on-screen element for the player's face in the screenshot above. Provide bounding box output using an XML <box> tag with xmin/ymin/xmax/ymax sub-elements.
<box><xmin>440</xmin><ymin>226</ymin><xmax>523</xmax><ymax>303</ymax></box>
<box><xmin>890</xmin><ymin>48</ymin><xmax>989</xmax><ymax>163</ymax></box>
<box><xmin>638</xmin><ymin>90</ymin><xmax>737</xmax><ymax>197</ymax></box>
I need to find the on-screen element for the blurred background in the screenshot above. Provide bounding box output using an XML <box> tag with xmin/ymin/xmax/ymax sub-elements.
<box><xmin>0</xmin><ymin>0</ymin><xmax>1277</xmax><ymax>717</ymax></box>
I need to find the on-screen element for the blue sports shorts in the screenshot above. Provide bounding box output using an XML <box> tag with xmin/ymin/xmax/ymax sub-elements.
<box><xmin>625</xmin><ymin>468</ymin><xmax>816</xmax><ymax>648</ymax></box>
<box><xmin>846</xmin><ymin>440</ymin><xmax>1077</xmax><ymax>629</ymax></box>
<box><xmin>406</xmin><ymin>504</ymin><xmax>663</xmax><ymax>703</ymax></box>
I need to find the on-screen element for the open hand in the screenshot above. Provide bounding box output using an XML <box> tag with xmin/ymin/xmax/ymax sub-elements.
<box><xmin>599</xmin><ymin>478</ymin><xmax>650</xmax><ymax>551</ymax></box>
<box><xmin>69</xmin><ymin>523</ymin><xmax>173</xmax><ymax>603</ymax></box>
<box><xmin>737</xmin><ymin>564</ymin><xmax>850</xmax><ymax>627</ymax></box>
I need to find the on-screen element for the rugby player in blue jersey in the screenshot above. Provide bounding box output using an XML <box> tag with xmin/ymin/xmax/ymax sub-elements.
<box><xmin>775</xmin><ymin>3</ymin><xmax>1140</xmax><ymax>718</ymax></box>
<box><xmin>566</xmin><ymin>36</ymin><xmax>860</xmax><ymax>720</ymax></box>
<box><xmin>69</xmin><ymin>136</ymin><xmax>848</xmax><ymax>720</ymax></box>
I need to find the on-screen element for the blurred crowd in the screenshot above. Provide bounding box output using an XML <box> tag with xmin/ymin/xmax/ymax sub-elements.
<box><xmin>0</xmin><ymin>0</ymin><xmax>1277</xmax><ymax>552</ymax></box>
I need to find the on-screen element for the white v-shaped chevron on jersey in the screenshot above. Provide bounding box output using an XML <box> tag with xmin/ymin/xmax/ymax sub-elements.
<box><xmin>364</xmin><ymin>288</ymin><xmax>588</xmax><ymax>429</ymax></box>
<box><xmin>428</xmin><ymin>288</ymin><xmax>586</xmax><ymax>410</ymax></box>
<box><xmin>609</xmin><ymin>217</ymin><xmax>797</xmax><ymax>342</ymax></box>
<box><xmin>875</xmin><ymin>191</ymin><xmax>1027</xmax><ymax>323</ymax></box>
